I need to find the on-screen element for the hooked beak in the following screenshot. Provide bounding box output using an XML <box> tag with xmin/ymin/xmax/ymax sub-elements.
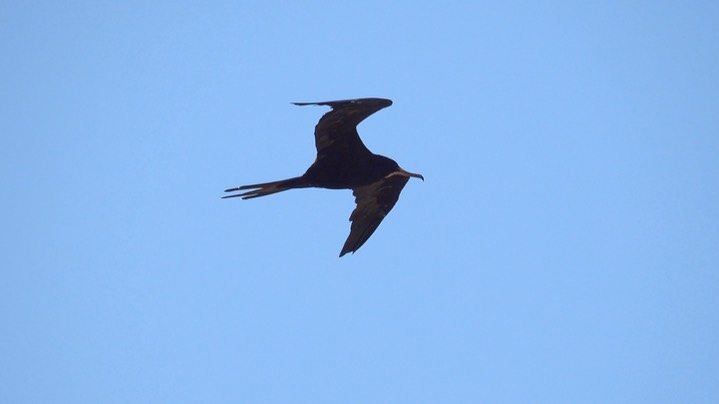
<box><xmin>399</xmin><ymin>168</ymin><xmax>424</xmax><ymax>181</ymax></box>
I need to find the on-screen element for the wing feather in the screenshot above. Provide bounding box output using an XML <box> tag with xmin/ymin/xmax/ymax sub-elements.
<box><xmin>293</xmin><ymin>98</ymin><xmax>392</xmax><ymax>161</ymax></box>
<box><xmin>339</xmin><ymin>174</ymin><xmax>410</xmax><ymax>256</ymax></box>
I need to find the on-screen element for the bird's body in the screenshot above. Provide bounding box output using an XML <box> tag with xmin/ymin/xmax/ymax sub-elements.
<box><xmin>224</xmin><ymin>98</ymin><xmax>423</xmax><ymax>256</ymax></box>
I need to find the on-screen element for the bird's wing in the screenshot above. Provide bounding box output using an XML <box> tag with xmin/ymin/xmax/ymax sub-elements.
<box><xmin>340</xmin><ymin>173</ymin><xmax>410</xmax><ymax>257</ymax></box>
<box><xmin>293</xmin><ymin>98</ymin><xmax>392</xmax><ymax>161</ymax></box>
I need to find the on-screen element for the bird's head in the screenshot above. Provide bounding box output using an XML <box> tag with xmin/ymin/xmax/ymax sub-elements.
<box><xmin>375</xmin><ymin>155</ymin><xmax>424</xmax><ymax>182</ymax></box>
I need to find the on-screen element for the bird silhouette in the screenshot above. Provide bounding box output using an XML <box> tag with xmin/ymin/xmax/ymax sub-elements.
<box><xmin>224</xmin><ymin>98</ymin><xmax>423</xmax><ymax>256</ymax></box>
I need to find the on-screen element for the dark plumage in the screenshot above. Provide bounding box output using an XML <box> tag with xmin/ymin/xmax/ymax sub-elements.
<box><xmin>224</xmin><ymin>98</ymin><xmax>423</xmax><ymax>256</ymax></box>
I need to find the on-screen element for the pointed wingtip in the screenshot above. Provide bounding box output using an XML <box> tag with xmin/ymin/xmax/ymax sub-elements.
<box><xmin>339</xmin><ymin>248</ymin><xmax>354</xmax><ymax>257</ymax></box>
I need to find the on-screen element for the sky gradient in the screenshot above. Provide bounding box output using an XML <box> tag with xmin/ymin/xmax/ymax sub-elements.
<box><xmin>2</xmin><ymin>1</ymin><xmax>718</xmax><ymax>403</ymax></box>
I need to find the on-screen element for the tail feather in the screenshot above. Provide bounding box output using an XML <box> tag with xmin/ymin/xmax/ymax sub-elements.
<box><xmin>223</xmin><ymin>176</ymin><xmax>309</xmax><ymax>199</ymax></box>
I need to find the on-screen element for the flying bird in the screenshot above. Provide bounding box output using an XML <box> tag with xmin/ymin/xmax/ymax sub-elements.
<box><xmin>224</xmin><ymin>98</ymin><xmax>423</xmax><ymax>256</ymax></box>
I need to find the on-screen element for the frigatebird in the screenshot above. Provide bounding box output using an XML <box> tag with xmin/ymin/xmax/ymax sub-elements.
<box><xmin>224</xmin><ymin>98</ymin><xmax>423</xmax><ymax>257</ymax></box>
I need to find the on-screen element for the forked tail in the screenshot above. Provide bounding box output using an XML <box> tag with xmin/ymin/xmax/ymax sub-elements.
<box><xmin>223</xmin><ymin>176</ymin><xmax>309</xmax><ymax>199</ymax></box>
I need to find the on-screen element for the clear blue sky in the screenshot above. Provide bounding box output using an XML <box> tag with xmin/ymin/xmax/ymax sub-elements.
<box><xmin>2</xmin><ymin>1</ymin><xmax>718</xmax><ymax>403</ymax></box>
